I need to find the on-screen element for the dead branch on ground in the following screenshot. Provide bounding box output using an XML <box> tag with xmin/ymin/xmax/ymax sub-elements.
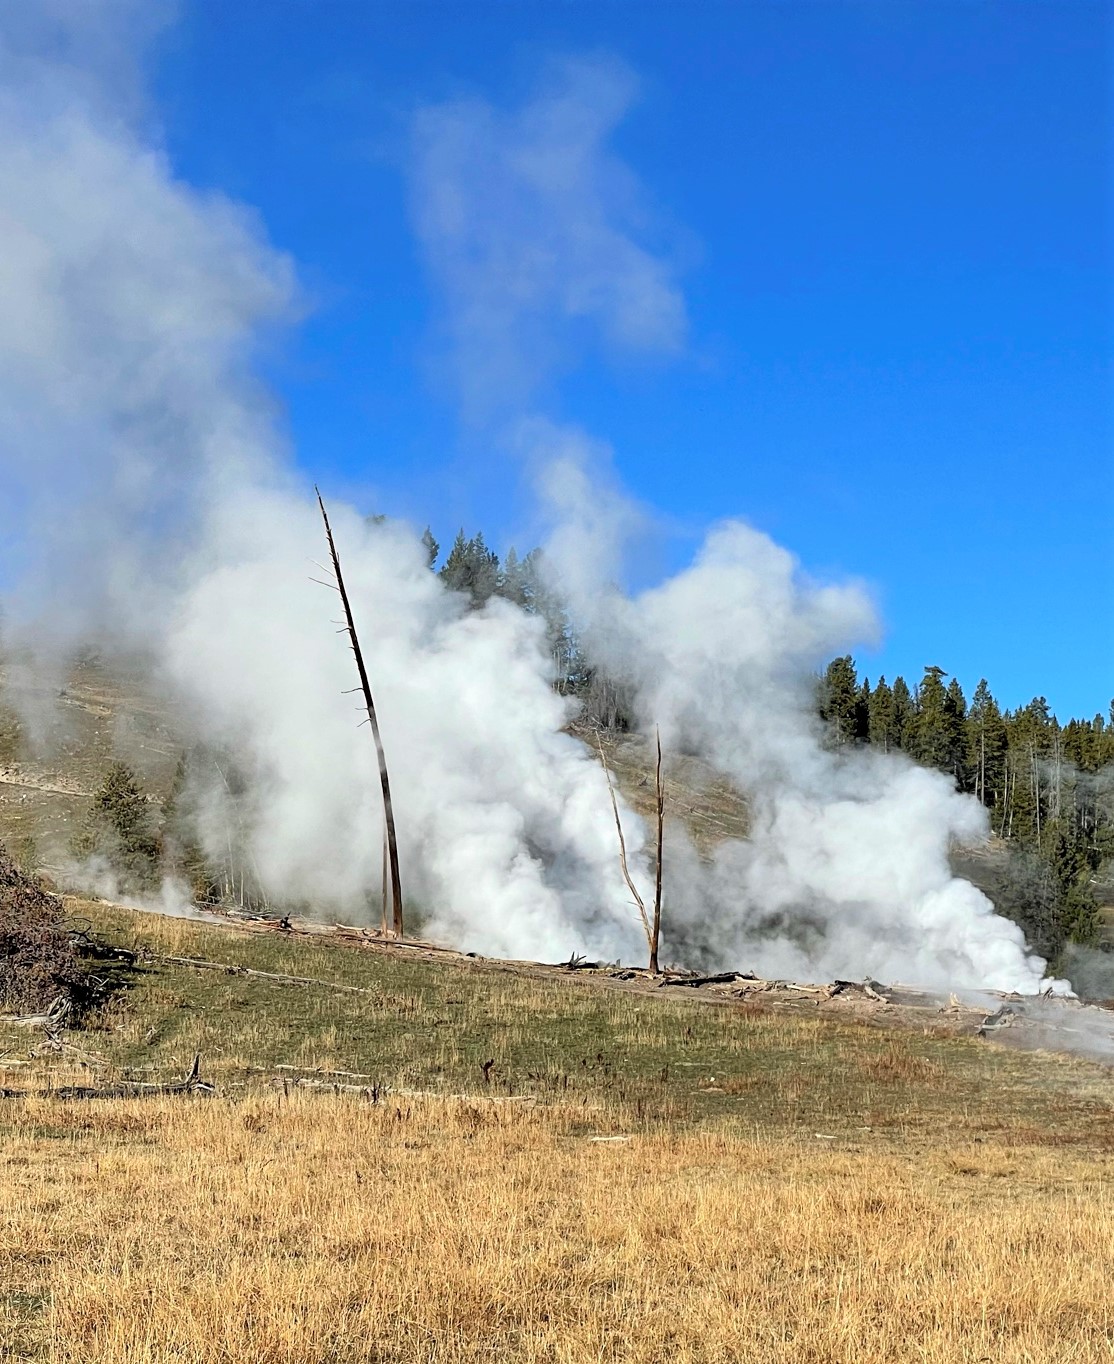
<box><xmin>157</xmin><ymin>954</ymin><xmax>379</xmax><ymax>995</ymax></box>
<box><xmin>0</xmin><ymin>1053</ymin><xmax>212</xmax><ymax>1100</ymax></box>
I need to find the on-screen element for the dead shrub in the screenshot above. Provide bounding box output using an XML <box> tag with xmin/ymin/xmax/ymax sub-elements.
<box><xmin>0</xmin><ymin>843</ymin><xmax>92</xmax><ymax>1015</ymax></box>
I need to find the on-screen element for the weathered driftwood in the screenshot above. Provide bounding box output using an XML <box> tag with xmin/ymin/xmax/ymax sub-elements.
<box><xmin>829</xmin><ymin>979</ymin><xmax>891</xmax><ymax>1003</ymax></box>
<box><xmin>668</xmin><ymin>971</ymin><xmax>752</xmax><ymax>989</ymax></box>
<box><xmin>562</xmin><ymin>953</ymin><xmax>605</xmax><ymax>971</ymax></box>
<box><xmin>978</xmin><ymin>1006</ymin><xmax>1018</xmax><ymax>1034</ymax></box>
<box><xmin>271</xmin><ymin>1075</ymin><xmax>386</xmax><ymax>1098</ymax></box>
<box><xmin>0</xmin><ymin>996</ymin><xmax>71</xmax><ymax>1028</ymax></box>
<box><xmin>316</xmin><ymin>488</ymin><xmax>404</xmax><ymax>938</ymax></box>
<box><xmin>0</xmin><ymin>1054</ymin><xmax>212</xmax><ymax>1100</ymax></box>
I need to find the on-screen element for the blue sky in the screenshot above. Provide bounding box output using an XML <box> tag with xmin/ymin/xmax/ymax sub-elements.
<box><xmin>151</xmin><ymin>1</ymin><xmax>1110</xmax><ymax>720</ymax></box>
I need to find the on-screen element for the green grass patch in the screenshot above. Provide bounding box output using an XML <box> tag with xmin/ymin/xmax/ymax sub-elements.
<box><xmin>3</xmin><ymin>901</ymin><xmax>1114</xmax><ymax>1151</ymax></box>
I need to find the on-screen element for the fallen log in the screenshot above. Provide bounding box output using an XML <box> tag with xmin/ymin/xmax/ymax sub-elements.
<box><xmin>157</xmin><ymin>955</ymin><xmax>378</xmax><ymax>996</ymax></box>
<box><xmin>269</xmin><ymin>1073</ymin><xmax>538</xmax><ymax>1105</ymax></box>
<box><xmin>829</xmin><ymin>979</ymin><xmax>891</xmax><ymax>1003</ymax></box>
<box><xmin>0</xmin><ymin>996</ymin><xmax>71</xmax><ymax>1029</ymax></box>
<box><xmin>668</xmin><ymin>972</ymin><xmax>754</xmax><ymax>989</ymax></box>
<box><xmin>0</xmin><ymin>1054</ymin><xmax>213</xmax><ymax>1100</ymax></box>
<box><xmin>271</xmin><ymin>1075</ymin><xmax>385</xmax><ymax>1098</ymax></box>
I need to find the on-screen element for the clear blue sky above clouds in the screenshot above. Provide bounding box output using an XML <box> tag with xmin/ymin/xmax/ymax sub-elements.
<box><xmin>152</xmin><ymin>1</ymin><xmax>1111</xmax><ymax>720</ymax></box>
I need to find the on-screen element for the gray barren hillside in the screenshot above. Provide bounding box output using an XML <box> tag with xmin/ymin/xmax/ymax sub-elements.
<box><xmin>0</xmin><ymin>654</ymin><xmax>182</xmax><ymax>858</ymax></box>
<box><xmin>0</xmin><ymin>653</ymin><xmax>753</xmax><ymax>870</ymax></box>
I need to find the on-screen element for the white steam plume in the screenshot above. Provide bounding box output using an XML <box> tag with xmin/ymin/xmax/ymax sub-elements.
<box><xmin>409</xmin><ymin>54</ymin><xmax>686</xmax><ymax>420</ymax></box>
<box><xmin>0</xmin><ymin>9</ymin><xmax>648</xmax><ymax>964</ymax></box>
<box><xmin>0</xmin><ymin>10</ymin><xmax>1056</xmax><ymax>992</ymax></box>
<box><xmin>406</xmin><ymin>64</ymin><xmax>1057</xmax><ymax>993</ymax></box>
<box><xmin>541</xmin><ymin>453</ymin><xmax>1050</xmax><ymax>988</ymax></box>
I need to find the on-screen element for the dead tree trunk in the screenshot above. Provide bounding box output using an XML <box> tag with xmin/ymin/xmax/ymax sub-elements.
<box><xmin>596</xmin><ymin>732</ymin><xmax>652</xmax><ymax>952</ymax></box>
<box><xmin>650</xmin><ymin>726</ymin><xmax>664</xmax><ymax>974</ymax></box>
<box><xmin>316</xmin><ymin>489</ymin><xmax>404</xmax><ymax>937</ymax></box>
<box><xmin>381</xmin><ymin>824</ymin><xmax>390</xmax><ymax>936</ymax></box>
<box><xmin>596</xmin><ymin>728</ymin><xmax>665</xmax><ymax>975</ymax></box>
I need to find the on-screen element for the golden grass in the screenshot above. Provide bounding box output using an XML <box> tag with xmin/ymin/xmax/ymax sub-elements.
<box><xmin>2</xmin><ymin>902</ymin><xmax>1114</xmax><ymax>1360</ymax></box>
<box><xmin>2</xmin><ymin>1090</ymin><xmax>1114</xmax><ymax>1363</ymax></box>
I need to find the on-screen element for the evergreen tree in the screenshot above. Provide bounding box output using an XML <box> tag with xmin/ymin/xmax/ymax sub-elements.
<box><xmin>819</xmin><ymin>656</ymin><xmax>865</xmax><ymax>745</ymax></box>
<box><xmin>944</xmin><ymin>676</ymin><xmax>969</xmax><ymax>789</ymax></box>
<box><xmin>439</xmin><ymin>530</ymin><xmax>501</xmax><ymax>608</ymax></box>
<box><xmin>908</xmin><ymin>666</ymin><xmax>954</xmax><ymax>775</ymax></box>
<box><xmin>1044</xmin><ymin>817</ymin><xmax>1102</xmax><ymax>948</ymax></box>
<box><xmin>528</xmin><ymin>553</ymin><xmax>586</xmax><ymax>692</ymax></box>
<box><xmin>966</xmin><ymin>679</ymin><xmax>1008</xmax><ymax>818</ymax></box>
<box><xmin>420</xmin><ymin>527</ymin><xmax>439</xmax><ymax>570</ymax></box>
<box><xmin>857</xmin><ymin>677</ymin><xmax>872</xmax><ymax>742</ymax></box>
<box><xmin>497</xmin><ymin>546</ymin><xmax>532</xmax><ymax>609</ymax></box>
<box><xmin>1004</xmin><ymin>697</ymin><xmax>1054</xmax><ymax>842</ymax></box>
<box><xmin>867</xmin><ymin>676</ymin><xmax>896</xmax><ymax>751</ymax></box>
<box><xmin>891</xmin><ymin>676</ymin><xmax>913</xmax><ymax>751</ymax></box>
<box><xmin>989</xmin><ymin>845</ymin><xmax>1066</xmax><ymax>962</ymax></box>
<box><xmin>72</xmin><ymin>761</ymin><xmax>160</xmax><ymax>890</ymax></box>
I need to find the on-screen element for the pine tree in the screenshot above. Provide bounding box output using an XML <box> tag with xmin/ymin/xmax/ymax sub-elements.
<box><xmin>498</xmin><ymin>546</ymin><xmax>531</xmax><ymax>608</ymax></box>
<box><xmin>891</xmin><ymin>676</ymin><xmax>913</xmax><ymax>751</ymax></box>
<box><xmin>819</xmin><ymin>656</ymin><xmax>864</xmax><ymax>745</ymax></box>
<box><xmin>72</xmin><ymin>761</ymin><xmax>161</xmax><ymax>891</ymax></box>
<box><xmin>1004</xmin><ymin>698</ymin><xmax>1054</xmax><ymax>842</ymax></box>
<box><xmin>420</xmin><ymin>527</ymin><xmax>439</xmax><ymax>570</ymax></box>
<box><xmin>867</xmin><ymin>676</ymin><xmax>895</xmax><ymax>751</ymax></box>
<box><xmin>908</xmin><ymin>666</ymin><xmax>954</xmax><ymax>775</ymax></box>
<box><xmin>439</xmin><ymin>530</ymin><xmax>501</xmax><ymax>608</ymax></box>
<box><xmin>944</xmin><ymin>676</ymin><xmax>969</xmax><ymax>789</ymax></box>
<box><xmin>857</xmin><ymin>677</ymin><xmax>872</xmax><ymax>742</ymax></box>
<box><xmin>966</xmin><ymin>679</ymin><xmax>1008</xmax><ymax>819</ymax></box>
<box><xmin>1044</xmin><ymin>817</ymin><xmax>1102</xmax><ymax>948</ymax></box>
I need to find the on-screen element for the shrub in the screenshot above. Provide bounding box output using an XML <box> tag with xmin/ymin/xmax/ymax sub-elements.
<box><xmin>0</xmin><ymin>843</ymin><xmax>89</xmax><ymax>1014</ymax></box>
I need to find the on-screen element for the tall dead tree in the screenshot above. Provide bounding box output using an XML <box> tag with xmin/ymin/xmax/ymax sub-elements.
<box><xmin>650</xmin><ymin>726</ymin><xmax>664</xmax><ymax>974</ymax></box>
<box><xmin>596</xmin><ymin>729</ymin><xmax>665</xmax><ymax>974</ymax></box>
<box><xmin>315</xmin><ymin>489</ymin><xmax>404</xmax><ymax>937</ymax></box>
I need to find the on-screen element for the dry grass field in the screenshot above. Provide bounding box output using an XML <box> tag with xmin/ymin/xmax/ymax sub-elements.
<box><xmin>1</xmin><ymin>904</ymin><xmax>1114</xmax><ymax>1361</ymax></box>
<box><xmin>3</xmin><ymin>1089</ymin><xmax>1114</xmax><ymax>1363</ymax></box>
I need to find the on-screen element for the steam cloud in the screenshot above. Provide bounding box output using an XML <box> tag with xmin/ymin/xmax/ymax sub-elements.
<box><xmin>0</xmin><ymin>7</ymin><xmax>1056</xmax><ymax>993</ymax></box>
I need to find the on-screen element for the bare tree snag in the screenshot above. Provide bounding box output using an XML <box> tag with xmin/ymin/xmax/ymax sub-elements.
<box><xmin>596</xmin><ymin>728</ymin><xmax>665</xmax><ymax>974</ymax></box>
<box><xmin>650</xmin><ymin>726</ymin><xmax>664</xmax><ymax>974</ymax></box>
<box><xmin>315</xmin><ymin>488</ymin><xmax>404</xmax><ymax>937</ymax></box>
<box><xmin>596</xmin><ymin>732</ymin><xmax>652</xmax><ymax>953</ymax></box>
<box><xmin>381</xmin><ymin>824</ymin><xmax>390</xmax><ymax>937</ymax></box>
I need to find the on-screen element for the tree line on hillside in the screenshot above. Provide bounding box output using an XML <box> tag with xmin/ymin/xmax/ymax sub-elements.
<box><xmin>820</xmin><ymin>655</ymin><xmax>1114</xmax><ymax>960</ymax></box>
<box><xmin>431</xmin><ymin>530</ymin><xmax>1113</xmax><ymax>786</ymax></box>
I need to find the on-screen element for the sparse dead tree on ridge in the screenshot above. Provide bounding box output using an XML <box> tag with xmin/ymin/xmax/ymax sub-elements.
<box><xmin>596</xmin><ymin>727</ymin><xmax>665</xmax><ymax>973</ymax></box>
<box><xmin>315</xmin><ymin>489</ymin><xmax>404</xmax><ymax>938</ymax></box>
